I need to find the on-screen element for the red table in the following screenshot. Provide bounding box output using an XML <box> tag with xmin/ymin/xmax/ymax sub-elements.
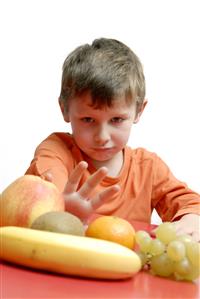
<box><xmin>1</xmin><ymin>221</ymin><xmax>199</xmax><ymax>299</ymax></box>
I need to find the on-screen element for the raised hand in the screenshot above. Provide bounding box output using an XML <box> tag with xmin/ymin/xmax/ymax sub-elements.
<box><xmin>62</xmin><ymin>161</ymin><xmax>120</xmax><ymax>223</ymax></box>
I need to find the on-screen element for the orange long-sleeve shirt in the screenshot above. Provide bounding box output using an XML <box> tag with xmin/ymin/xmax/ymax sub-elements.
<box><xmin>25</xmin><ymin>132</ymin><xmax>200</xmax><ymax>223</ymax></box>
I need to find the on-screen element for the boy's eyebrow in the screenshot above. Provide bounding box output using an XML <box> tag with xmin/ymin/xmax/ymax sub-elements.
<box><xmin>109</xmin><ymin>112</ymin><xmax>132</xmax><ymax>118</ymax></box>
<box><xmin>115</xmin><ymin>113</ymin><xmax>130</xmax><ymax>117</ymax></box>
<box><xmin>76</xmin><ymin>111</ymin><xmax>131</xmax><ymax>117</ymax></box>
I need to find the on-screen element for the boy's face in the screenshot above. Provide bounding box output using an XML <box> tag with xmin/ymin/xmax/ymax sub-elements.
<box><xmin>61</xmin><ymin>92</ymin><xmax>144</xmax><ymax>164</ymax></box>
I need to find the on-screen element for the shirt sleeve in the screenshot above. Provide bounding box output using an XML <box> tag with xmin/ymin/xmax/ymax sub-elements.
<box><xmin>151</xmin><ymin>155</ymin><xmax>200</xmax><ymax>221</ymax></box>
<box><xmin>25</xmin><ymin>155</ymin><xmax>69</xmax><ymax>192</ymax></box>
<box><xmin>25</xmin><ymin>134</ymin><xmax>74</xmax><ymax>192</ymax></box>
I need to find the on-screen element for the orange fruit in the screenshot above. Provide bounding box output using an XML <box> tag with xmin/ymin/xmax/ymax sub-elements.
<box><xmin>85</xmin><ymin>216</ymin><xmax>135</xmax><ymax>249</ymax></box>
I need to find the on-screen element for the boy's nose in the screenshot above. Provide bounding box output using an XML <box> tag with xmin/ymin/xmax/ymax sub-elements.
<box><xmin>94</xmin><ymin>125</ymin><xmax>110</xmax><ymax>145</ymax></box>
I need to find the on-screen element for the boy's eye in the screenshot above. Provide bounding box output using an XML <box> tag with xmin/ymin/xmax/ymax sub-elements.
<box><xmin>81</xmin><ymin>117</ymin><xmax>94</xmax><ymax>123</ymax></box>
<box><xmin>111</xmin><ymin>117</ymin><xmax>124</xmax><ymax>123</ymax></box>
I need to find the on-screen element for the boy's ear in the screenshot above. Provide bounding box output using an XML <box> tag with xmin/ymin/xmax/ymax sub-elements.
<box><xmin>133</xmin><ymin>99</ymin><xmax>148</xmax><ymax>124</ymax></box>
<box><xmin>58</xmin><ymin>99</ymin><xmax>70</xmax><ymax>122</ymax></box>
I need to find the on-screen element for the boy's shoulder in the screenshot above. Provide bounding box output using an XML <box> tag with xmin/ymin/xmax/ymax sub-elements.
<box><xmin>35</xmin><ymin>132</ymin><xmax>76</xmax><ymax>157</ymax></box>
<box><xmin>38</xmin><ymin>132</ymin><xmax>74</xmax><ymax>148</ymax></box>
<box><xmin>128</xmin><ymin>146</ymin><xmax>158</xmax><ymax>162</ymax></box>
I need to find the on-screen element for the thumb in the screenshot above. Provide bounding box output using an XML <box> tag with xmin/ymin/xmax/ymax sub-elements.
<box><xmin>150</xmin><ymin>225</ymin><xmax>159</xmax><ymax>238</ymax></box>
<box><xmin>41</xmin><ymin>170</ymin><xmax>53</xmax><ymax>182</ymax></box>
<box><xmin>150</xmin><ymin>228</ymin><xmax>157</xmax><ymax>238</ymax></box>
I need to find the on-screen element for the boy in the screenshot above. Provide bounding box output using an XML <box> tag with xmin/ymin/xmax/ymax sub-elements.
<box><xmin>26</xmin><ymin>38</ymin><xmax>200</xmax><ymax>241</ymax></box>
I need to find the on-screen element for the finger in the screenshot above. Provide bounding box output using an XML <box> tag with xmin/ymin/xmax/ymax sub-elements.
<box><xmin>150</xmin><ymin>228</ymin><xmax>157</xmax><ymax>238</ymax></box>
<box><xmin>91</xmin><ymin>185</ymin><xmax>120</xmax><ymax>210</ymax></box>
<box><xmin>191</xmin><ymin>231</ymin><xmax>200</xmax><ymax>242</ymax></box>
<box><xmin>173</xmin><ymin>221</ymin><xmax>193</xmax><ymax>236</ymax></box>
<box><xmin>78</xmin><ymin>167</ymin><xmax>108</xmax><ymax>199</ymax></box>
<box><xmin>41</xmin><ymin>170</ymin><xmax>53</xmax><ymax>182</ymax></box>
<box><xmin>64</xmin><ymin>161</ymin><xmax>88</xmax><ymax>194</ymax></box>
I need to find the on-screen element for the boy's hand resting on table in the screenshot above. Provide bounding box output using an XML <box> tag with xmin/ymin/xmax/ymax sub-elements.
<box><xmin>61</xmin><ymin>161</ymin><xmax>119</xmax><ymax>223</ymax></box>
<box><xmin>173</xmin><ymin>213</ymin><xmax>200</xmax><ymax>242</ymax></box>
<box><xmin>151</xmin><ymin>214</ymin><xmax>200</xmax><ymax>242</ymax></box>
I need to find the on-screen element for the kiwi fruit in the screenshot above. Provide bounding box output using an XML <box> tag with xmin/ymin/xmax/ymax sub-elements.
<box><xmin>30</xmin><ymin>211</ymin><xmax>85</xmax><ymax>236</ymax></box>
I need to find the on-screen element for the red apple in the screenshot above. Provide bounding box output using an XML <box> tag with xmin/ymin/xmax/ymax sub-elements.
<box><xmin>0</xmin><ymin>175</ymin><xmax>65</xmax><ymax>227</ymax></box>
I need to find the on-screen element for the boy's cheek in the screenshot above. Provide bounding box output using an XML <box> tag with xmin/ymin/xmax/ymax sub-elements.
<box><xmin>73</xmin><ymin>131</ymin><xmax>91</xmax><ymax>146</ymax></box>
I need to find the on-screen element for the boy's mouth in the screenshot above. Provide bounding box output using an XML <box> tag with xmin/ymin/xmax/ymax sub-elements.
<box><xmin>93</xmin><ymin>147</ymin><xmax>113</xmax><ymax>152</ymax></box>
<box><xmin>92</xmin><ymin>147</ymin><xmax>116</xmax><ymax>157</ymax></box>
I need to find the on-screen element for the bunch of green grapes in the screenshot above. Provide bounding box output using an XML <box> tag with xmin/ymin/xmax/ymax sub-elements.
<box><xmin>135</xmin><ymin>222</ymin><xmax>200</xmax><ymax>281</ymax></box>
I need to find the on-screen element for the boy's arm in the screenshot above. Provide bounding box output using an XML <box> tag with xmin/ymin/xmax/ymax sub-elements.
<box><xmin>152</xmin><ymin>155</ymin><xmax>200</xmax><ymax>240</ymax></box>
<box><xmin>25</xmin><ymin>155</ymin><xmax>69</xmax><ymax>192</ymax></box>
<box><xmin>152</xmin><ymin>155</ymin><xmax>200</xmax><ymax>220</ymax></box>
<box><xmin>25</xmin><ymin>133</ymin><xmax>74</xmax><ymax>192</ymax></box>
<box><xmin>25</xmin><ymin>135</ymin><xmax>120</xmax><ymax>222</ymax></box>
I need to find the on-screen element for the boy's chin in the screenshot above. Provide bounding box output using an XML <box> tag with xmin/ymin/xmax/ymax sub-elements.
<box><xmin>90</xmin><ymin>152</ymin><xmax>122</xmax><ymax>163</ymax></box>
<box><xmin>82</xmin><ymin>148</ymin><xmax>123</xmax><ymax>163</ymax></box>
<box><xmin>83</xmin><ymin>152</ymin><xmax>114</xmax><ymax>162</ymax></box>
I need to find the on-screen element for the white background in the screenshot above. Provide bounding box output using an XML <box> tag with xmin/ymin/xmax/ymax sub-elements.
<box><xmin>1</xmin><ymin>0</ymin><xmax>199</xmax><ymax>224</ymax></box>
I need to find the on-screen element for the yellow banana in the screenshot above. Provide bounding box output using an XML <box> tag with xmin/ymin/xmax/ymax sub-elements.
<box><xmin>0</xmin><ymin>226</ymin><xmax>141</xmax><ymax>280</ymax></box>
